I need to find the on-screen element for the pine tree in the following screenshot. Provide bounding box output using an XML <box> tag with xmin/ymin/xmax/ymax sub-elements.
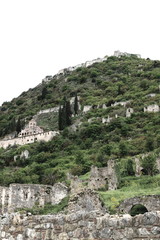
<box><xmin>74</xmin><ymin>93</ymin><xmax>79</xmax><ymax>115</ymax></box>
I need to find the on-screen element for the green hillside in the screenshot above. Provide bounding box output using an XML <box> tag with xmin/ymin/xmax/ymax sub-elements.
<box><xmin>1</xmin><ymin>54</ymin><xmax>160</xmax><ymax>212</ymax></box>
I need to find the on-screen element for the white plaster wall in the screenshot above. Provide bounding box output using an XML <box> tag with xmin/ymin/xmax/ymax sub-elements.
<box><xmin>111</xmin><ymin>101</ymin><xmax>130</xmax><ymax>107</ymax></box>
<box><xmin>126</xmin><ymin>108</ymin><xmax>134</xmax><ymax>117</ymax></box>
<box><xmin>83</xmin><ymin>105</ymin><xmax>92</xmax><ymax>113</ymax></box>
<box><xmin>0</xmin><ymin>131</ymin><xmax>59</xmax><ymax>149</ymax></box>
<box><xmin>144</xmin><ymin>104</ymin><xmax>160</xmax><ymax>113</ymax></box>
<box><xmin>37</xmin><ymin>107</ymin><xmax>59</xmax><ymax>115</ymax></box>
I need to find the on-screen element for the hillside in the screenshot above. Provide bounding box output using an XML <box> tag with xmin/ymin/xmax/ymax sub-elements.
<box><xmin>1</xmin><ymin>52</ymin><xmax>160</xmax><ymax>213</ymax></box>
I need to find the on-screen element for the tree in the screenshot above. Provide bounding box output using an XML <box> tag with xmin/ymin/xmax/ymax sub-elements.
<box><xmin>41</xmin><ymin>86</ymin><xmax>48</xmax><ymax>100</ymax></box>
<box><xmin>9</xmin><ymin>117</ymin><xmax>16</xmax><ymax>132</ymax></box>
<box><xmin>16</xmin><ymin>117</ymin><xmax>21</xmax><ymax>133</ymax></box>
<box><xmin>141</xmin><ymin>154</ymin><xmax>156</xmax><ymax>176</ymax></box>
<box><xmin>65</xmin><ymin>101</ymin><xmax>72</xmax><ymax>126</ymax></box>
<box><xmin>58</xmin><ymin>106</ymin><xmax>63</xmax><ymax>130</ymax></box>
<box><xmin>74</xmin><ymin>93</ymin><xmax>79</xmax><ymax>115</ymax></box>
<box><xmin>145</xmin><ymin>136</ymin><xmax>155</xmax><ymax>151</ymax></box>
<box><xmin>125</xmin><ymin>159</ymin><xmax>135</xmax><ymax>176</ymax></box>
<box><xmin>58</xmin><ymin>98</ymin><xmax>72</xmax><ymax>130</ymax></box>
<box><xmin>119</xmin><ymin>141</ymin><xmax>128</xmax><ymax>157</ymax></box>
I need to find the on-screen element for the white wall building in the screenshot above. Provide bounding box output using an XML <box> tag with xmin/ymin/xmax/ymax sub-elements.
<box><xmin>0</xmin><ymin>119</ymin><xmax>59</xmax><ymax>149</ymax></box>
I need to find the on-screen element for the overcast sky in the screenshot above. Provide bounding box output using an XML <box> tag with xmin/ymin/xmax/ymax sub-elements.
<box><xmin>0</xmin><ymin>0</ymin><xmax>160</xmax><ymax>106</ymax></box>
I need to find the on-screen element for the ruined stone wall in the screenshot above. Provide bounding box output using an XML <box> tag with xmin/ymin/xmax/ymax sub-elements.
<box><xmin>0</xmin><ymin>183</ymin><xmax>68</xmax><ymax>214</ymax></box>
<box><xmin>119</xmin><ymin>195</ymin><xmax>160</xmax><ymax>214</ymax></box>
<box><xmin>88</xmin><ymin>160</ymin><xmax>118</xmax><ymax>190</ymax></box>
<box><xmin>37</xmin><ymin>107</ymin><xmax>60</xmax><ymax>115</ymax></box>
<box><xmin>57</xmin><ymin>55</ymin><xmax>108</xmax><ymax>76</ymax></box>
<box><xmin>144</xmin><ymin>104</ymin><xmax>160</xmax><ymax>113</ymax></box>
<box><xmin>0</xmin><ymin>211</ymin><xmax>160</xmax><ymax>239</ymax></box>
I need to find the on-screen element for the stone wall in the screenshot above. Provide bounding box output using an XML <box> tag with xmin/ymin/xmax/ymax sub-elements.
<box><xmin>114</xmin><ymin>50</ymin><xmax>141</xmax><ymax>58</ymax></box>
<box><xmin>144</xmin><ymin>104</ymin><xmax>160</xmax><ymax>113</ymax></box>
<box><xmin>67</xmin><ymin>189</ymin><xmax>106</xmax><ymax>214</ymax></box>
<box><xmin>0</xmin><ymin>211</ymin><xmax>160</xmax><ymax>239</ymax></box>
<box><xmin>88</xmin><ymin>160</ymin><xmax>118</xmax><ymax>190</ymax></box>
<box><xmin>57</xmin><ymin>55</ymin><xmax>108</xmax><ymax>76</ymax></box>
<box><xmin>37</xmin><ymin>107</ymin><xmax>60</xmax><ymax>115</ymax></box>
<box><xmin>118</xmin><ymin>195</ymin><xmax>160</xmax><ymax>214</ymax></box>
<box><xmin>0</xmin><ymin>183</ymin><xmax>68</xmax><ymax>214</ymax></box>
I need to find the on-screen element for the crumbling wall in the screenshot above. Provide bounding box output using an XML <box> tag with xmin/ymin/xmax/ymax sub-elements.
<box><xmin>88</xmin><ymin>160</ymin><xmax>118</xmax><ymax>190</ymax></box>
<box><xmin>118</xmin><ymin>195</ymin><xmax>160</xmax><ymax>214</ymax></box>
<box><xmin>0</xmin><ymin>183</ymin><xmax>68</xmax><ymax>214</ymax></box>
<box><xmin>144</xmin><ymin>104</ymin><xmax>160</xmax><ymax>113</ymax></box>
<box><xmin>67</xmin><ymin>189</ymin><xmax>106</xmax><ymax>214</ymax></box>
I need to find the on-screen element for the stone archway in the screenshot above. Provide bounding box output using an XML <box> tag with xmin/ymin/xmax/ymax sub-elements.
<box><xmin>129</xmin><ymin>204</ymin><xmax>148</xmax><ymax>216</ymax></box>
<box><xmin>118</xmin><ymin>195</ymin><xmax>160</xmax><ymax>214</ymax></box>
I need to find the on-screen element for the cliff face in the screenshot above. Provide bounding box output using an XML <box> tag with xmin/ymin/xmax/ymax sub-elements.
<box><xmin>0</xmin><ymin>211</ymin><xmax>160</xmax><ymax>239</ymax></box>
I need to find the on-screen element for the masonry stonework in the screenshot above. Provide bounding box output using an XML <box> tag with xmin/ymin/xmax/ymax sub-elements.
<box><xmin>88</xmin><ymin>160</ymin><xmax>118</xmax><ymax>191</ymax></box>
<box><xmin>0</xmin><ymin>183</ymin><xmax>68</xmax><ymax>214</ymax></box>
<box><xmin>0</xmin><ymin>211</ymin><xmax>160</xmax><ymax>239</ymax></box>
<box><xmin>118</xmin><ymin>195</ymin><xmax>160</xmax><ymax>214</ymax></box>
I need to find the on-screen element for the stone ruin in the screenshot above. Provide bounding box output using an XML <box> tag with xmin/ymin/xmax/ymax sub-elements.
<box><xmin>0</xmin><ymin>183</ymin><xmax>68</xmax><ymax>214</ymax></box>
<box><xmin>67</xmin><ymin>174</ymin><xmax>84</xmax><ymax>194</ymax></box>
<box><xmin>1</xmin><ymin>202</ymin><xmax>160</xmax><ymax>239</ymax></box>
<box><xmin>114</xmin><ymin>50</ymin><xmax>141</xmax><ymax>58</ymax></box>
<box><xmin>57</xmin><ymin>55</ymin><xmax>108</xmax><ymax>76</ymax></box>
<box><xmin>126</xmin><ymin>107</ymin><xmax>134</xmax><ymax>117</ymax></box>
<box><xmin>119</xmin><ymin>195</ymin><xmax>160</xmax><ymax>214</ymax></box>
<box><xmin>67</xmin><ymin>188</ymin><xmax>106</xmax><ymax>214</ymax></box>
<box><xmin>144</xmin><ymin>104</ymin><xmax>160</xmax><ymax>113</ymax></box>
<box><xmin>134</xmin><ymin>156</ymin><xmax>143</xmax><ymax>176</ymax></box>
<box><xmin>88</xmin><ymin>160</ymin><xmax>118</xmax><ymax>191</ymax></box>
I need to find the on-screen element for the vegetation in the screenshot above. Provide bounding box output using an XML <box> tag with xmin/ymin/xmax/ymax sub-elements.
<box><xmin>1</xmin><ymin>54</ymin><xmax>160</xmax><ymax>212</ymax></box>
<box><xmin>99</xmin><ymin>174</ymin><xmax>160</xmax><ymax>214</ymax></box>
<box><xmin>17</xmin><ymin>196</ymin><xmax>69</xmax><ymax>215</ymax></box>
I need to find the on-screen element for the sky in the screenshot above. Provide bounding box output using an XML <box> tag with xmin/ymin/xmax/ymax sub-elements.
<box><xmin>0</xmin><ymin>0</ymin><xmax>160</xmax><ymax>106</ymax></box>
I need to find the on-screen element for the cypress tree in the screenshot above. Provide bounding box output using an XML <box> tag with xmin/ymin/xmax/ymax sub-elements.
<box><xmin>74</xmin><ymin>93</ymin><xmax>79</xmax><ymax>115</ymax></box>
<box><xmin>41</xmin><ymin>86</ymin><xmax>48</xmax><ymax>100</ymax></box>
<box><xmin>10</xmin><ymin>117</ymin><xmax>16</xmax><ymax>132</ymax></box>
<box><xmin>58</xmin><ymin>106</ymin><xmax>63</xmax><ymax>130</ymax></box>
<box><xmin>58</xmin><ymin>98</ymin><xmax>72</xmax><ymax>130</ymax></box>
<box><xmin>62</xmin><ymin>100</ymin><xmax>67</xmax><ymax>129</ymax></box>
<box><xmin>66</xmin><ymin>101</ymin><xmax>72</xmax><ymax>126</ymax></box>
<box><xmin>16</xmin><ymin>117</ymin><xmax>21</xmax><ymax>133</ymax></box>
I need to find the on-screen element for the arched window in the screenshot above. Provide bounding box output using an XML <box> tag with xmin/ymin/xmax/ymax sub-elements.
<box><xmin>129</xmin><ymin>204</ymin><xmax>148</xmax><ymax>216</ymax></box>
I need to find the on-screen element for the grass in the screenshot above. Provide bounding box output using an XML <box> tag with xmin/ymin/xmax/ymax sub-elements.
<box><xmin>99</xmin><ymin>174</ymin><xmax>160</xmax><ymax>214</ymax></box>
<box><xmin>17</xmin><ymin>196</ymin><xmax>69</xmax><ymax>215</ymax></box>
<box><xmin>79</xmin><ymin>172</ymin><xmax>90</xmax><ymax>181</ymax></box>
